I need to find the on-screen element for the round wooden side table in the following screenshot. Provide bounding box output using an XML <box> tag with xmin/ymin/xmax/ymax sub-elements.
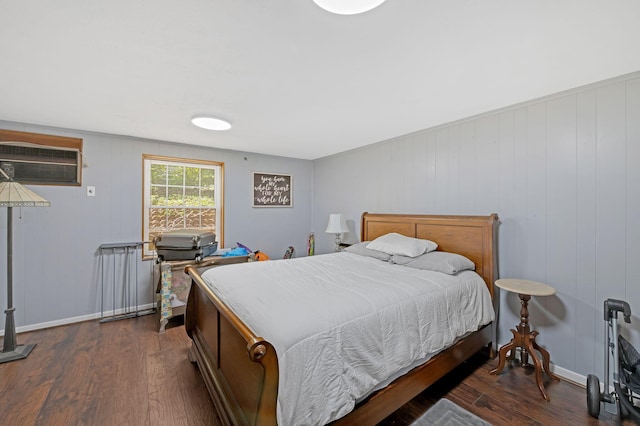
<box><xmin>489</xmin><ymin>278</ymin><xmax>560</xmax><ymax>401</ymax></box>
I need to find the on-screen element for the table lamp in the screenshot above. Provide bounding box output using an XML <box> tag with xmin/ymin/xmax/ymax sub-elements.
<box><xmin>0</xmin><ymin>166</ymin><xmax>50</xmax><ymax>363</ymax></box>
<box><xmin>325</xmin><ymin>213</ymin><xmax>348</xmax><ymax>252</ymax></box>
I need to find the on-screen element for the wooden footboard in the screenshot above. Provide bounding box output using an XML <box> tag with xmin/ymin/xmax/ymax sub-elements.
<box><xmin>185</xmin><ymin>265</ymin><xmax>279</xmax><ymax>426</ymax></box>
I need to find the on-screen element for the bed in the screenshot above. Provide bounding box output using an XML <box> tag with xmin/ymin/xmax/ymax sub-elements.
<box><xmin>184</xmin><ymin>212</ymin><xmax>499</xmax><ymax>425</ymax></box>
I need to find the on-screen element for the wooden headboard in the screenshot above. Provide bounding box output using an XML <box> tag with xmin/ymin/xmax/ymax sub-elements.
<box><xmin>361</xmin><ymin>212</ymin><xmax>499</xmax><ymax>299</ymax></box>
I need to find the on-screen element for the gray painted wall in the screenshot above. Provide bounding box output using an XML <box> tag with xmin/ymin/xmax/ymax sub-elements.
<box><xmin>313</xmin><ymin>71</ymin><xmax>640</xmax><ymax>379</ymax></box>
<box><xmin>0</xmin><ymin>121</ymin><xmax>313</xmax><ymax>330</ymax></box>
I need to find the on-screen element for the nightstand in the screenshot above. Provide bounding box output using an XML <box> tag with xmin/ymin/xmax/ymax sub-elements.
<box><xmin>489</xmin><ymin>278</ymin><xmax>560</xmax><ymax>401</ymax></box>
<box><xmin>156</xmin><ymin>255</ymin><xmax>248</xmax><ymax>333</ymax></box>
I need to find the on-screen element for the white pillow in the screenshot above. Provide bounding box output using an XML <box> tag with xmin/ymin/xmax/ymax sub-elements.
<box><xmin>343</xmin><ymin>242</ymin><xmax>391</xmax><ymax>261</ymax></box>
<box><xmin>390</xmin><ymin>251</ymin><xmax>475</xmax><ymax>274</ymax></box>
<box><xmin>366</xmin><ymin>233</ymin><xmax>437</xmax><ymax>257</ymax></box>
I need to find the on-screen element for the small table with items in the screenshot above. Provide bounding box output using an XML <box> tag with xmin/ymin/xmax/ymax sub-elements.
<box><xmin>156</xmin><ymin>254</ymin><xmax>249</xmax><ymax>333</ymax></box>
<box><xmin>490</xmin><ymin>278</ymin><xmax>560</xmax><ymax>401</ymax></box>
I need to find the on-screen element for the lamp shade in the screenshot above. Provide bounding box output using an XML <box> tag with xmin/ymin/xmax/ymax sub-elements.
<box><xmin>0</xmin><ymin>180</ymin><xmax>50</xmax><ymax>207</ymax></box>
<box><xmin>325</xmin><ymin>213</ymin><xmax>348</xmax><ymax>234</ymax></box>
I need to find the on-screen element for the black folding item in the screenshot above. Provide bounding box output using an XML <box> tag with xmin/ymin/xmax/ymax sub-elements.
<box><xmin>154</xmin><ymin>230</ymin><xmax>217</xmax><ymax>262</ymax></box>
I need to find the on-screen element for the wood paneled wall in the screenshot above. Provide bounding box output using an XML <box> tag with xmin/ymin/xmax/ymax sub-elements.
<box><xmin>313</xmin><ymin>71</ymin><xmax>640</xmax><ymax>380</ymax></box>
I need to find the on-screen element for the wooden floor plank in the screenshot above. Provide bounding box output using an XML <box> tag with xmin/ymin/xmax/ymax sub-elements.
<box><xmin>1</xmin><ymin>380</ymin><xmax>53</xmax><ymax>426</ymax></box>
<box><xmin>84</xmin><ymin>318</ymin><xmax>152</xmax><ymax>426</ymax></box>
<box><xmin>32</xmin><ymin>321</ymin><xmax>95</xmax><ymax>423</ymax></box>
<box><xmin>149</xmin><ymin>387</ymin><xmax>189</xmax><ymax>426</ymax></box>
<box><xmin>178</xmin><ymin>380</ymin><xmax>222</xmax><ymax>426</ymax></box>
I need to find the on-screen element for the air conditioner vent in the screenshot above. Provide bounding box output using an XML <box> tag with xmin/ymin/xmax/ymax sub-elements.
<box><xmin>0</xmin><ymin>129</ymin><xmax>83</xmax><ymax>186</ymax></box>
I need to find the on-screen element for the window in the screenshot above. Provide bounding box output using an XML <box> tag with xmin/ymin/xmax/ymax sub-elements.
<box><xmin>142</xmin><ymin>154</ymin><xmax>223</xmax><ymax>258</ymax></box>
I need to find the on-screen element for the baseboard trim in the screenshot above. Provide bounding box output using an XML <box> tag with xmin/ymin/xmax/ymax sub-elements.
<box><xmin>551</xmin><ymin>364</ymin><xmax>587</xmax><ymax>388</ymax></box>
<box><xmin>0</xmin><ymin>303</ymin><xmax>156</xmax><ymax>337</ymax></box>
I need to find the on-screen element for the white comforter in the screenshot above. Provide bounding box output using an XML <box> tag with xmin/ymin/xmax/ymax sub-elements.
<box><xmin>202</xmin><ymin>252</ymin><xmax>494</xmax><ymax>426</ymax></box>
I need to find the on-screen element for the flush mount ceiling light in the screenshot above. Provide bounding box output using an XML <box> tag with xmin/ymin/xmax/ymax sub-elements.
<box><xmin>191</xmin><ymin>116</ymin><xmax>232</xmax><ymax>131</ymax></box>
<box><xmin>313</xmin><ymin>0</ymin><xmax>386</xmax><ymax>15</ymax></box>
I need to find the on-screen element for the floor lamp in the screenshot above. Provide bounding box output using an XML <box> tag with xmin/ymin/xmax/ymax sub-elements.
<box><xmin>0</xmin><ymin>167</ymin><xmax>50</xmax><ymax>363</ymax></box>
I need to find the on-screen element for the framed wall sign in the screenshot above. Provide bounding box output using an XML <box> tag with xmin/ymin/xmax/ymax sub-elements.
<box><xmin>252</xmin><ymin>172</ymin><xmax>292</xmax><ymax>207</ymax></box>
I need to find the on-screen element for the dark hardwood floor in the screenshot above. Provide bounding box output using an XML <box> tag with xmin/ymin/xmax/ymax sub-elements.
<box><xmin>0</xmin><ymin>314</ymin><xmax>632</xmax><ymax>425</ymax></box>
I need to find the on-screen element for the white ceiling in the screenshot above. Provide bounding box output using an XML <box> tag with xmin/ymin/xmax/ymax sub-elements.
<box><xmin>1</xmin><ymin>1</ymin><xmax>640</xmax><ymax>160</ymax></box>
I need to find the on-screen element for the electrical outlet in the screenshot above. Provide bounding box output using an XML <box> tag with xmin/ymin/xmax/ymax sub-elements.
<box><xmin>87</xmin><ymin>186</ymin><xmax>96</xmax><ymax>197</ymax></box>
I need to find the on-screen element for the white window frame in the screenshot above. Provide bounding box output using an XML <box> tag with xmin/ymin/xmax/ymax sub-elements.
<box><xmin>142</xmin><ymin>154</ymin><xmax>224</xmax><ymax>259</ymax></box>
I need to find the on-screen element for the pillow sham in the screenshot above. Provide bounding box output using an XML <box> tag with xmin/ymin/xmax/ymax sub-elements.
<box><xmin>366</xmin><ymin>232</ymin><xmax>437</xmax><ymax>257</ymax></box>
<box><xmin>391</xmin><ymin>251</ymin><xmax>475</xmax><ymax>275</ymax></box>
<box><xmin>343</xmin><ymin>242</ymin><xmax>391</xmax><ymax>261</ymax></box>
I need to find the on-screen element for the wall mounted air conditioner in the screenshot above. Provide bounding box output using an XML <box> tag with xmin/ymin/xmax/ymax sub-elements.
<box><xmin>0</xmin><ymin>141</ymin><xmax>81</xmax><ymax>185</ymax></box>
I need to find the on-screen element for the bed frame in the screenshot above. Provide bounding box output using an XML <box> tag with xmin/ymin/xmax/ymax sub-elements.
<box><xmin>184</xmin><ymin>213</ymin><xmax>499</xmax><ymax>425</ymax></box>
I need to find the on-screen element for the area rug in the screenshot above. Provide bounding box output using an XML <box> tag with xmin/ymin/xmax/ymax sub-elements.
<box><xmin>411</xmin><ymin>398</ymin><xmax>492</xmax><ymax>426</ymax></box>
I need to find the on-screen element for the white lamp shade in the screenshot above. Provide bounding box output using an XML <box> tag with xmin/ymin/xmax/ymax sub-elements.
<box><xmin>0</xmin><ymin>181</ymin><xmax>50</xmax><ymax>207</ymax></box>
<box><xmin>325</xmin><ymin>213</ymin><xmax>349</xmax><ymax>234</ymax></box>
